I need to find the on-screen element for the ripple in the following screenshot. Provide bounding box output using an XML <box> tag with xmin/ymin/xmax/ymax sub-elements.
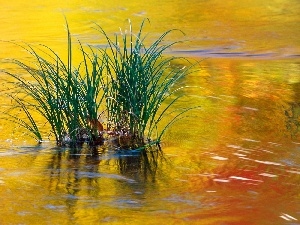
<box><xmin>76</xmin><ymin>171</ymin><xmax>136</xmax><ymax>183</ymax></box>
<box><xmin>211</xmin><ymin>156</ymin><xmax>228</xmax><ymax>161</ymax></box>
<box><xmin>229</xmin><ymin>176</ymin><xmax>263</xmax><ymax>182</ymax></box>
<box><xmin>233</xmin><ymin>153</ymin><xmax>247</xmax><ymax>157</ymax></box>
<box><xmin>254</xmin><ymin>160</ymin><xmax>283</xmax><ymax>166</ymax></box>
<box><xmin>242</xmin><ymin>138</ymin><xmax>260</xmax><ymax>142</ymax></box>
<box><xmin>286</xmin><ymin>170</ymin><xmax>300</xmax><ymax>175</ymax></box>
<box><xmin>280</xmin><ymin>213</ymin><xmax>298</xmax><ymax>221</ymax></box>
<box><xmin>259</xmin><ymin>173</ymin><xmax>278</xmax><ymax>178</ymax></box>
<box><xmin>213</xmin><ymin>178</ymin><xmax>230</xmax><ymax>183</ymax></box>
<box><xmin>170</xmin><ymin>48</ymin><xmax>299</xmax><ymax>59</ymax></box>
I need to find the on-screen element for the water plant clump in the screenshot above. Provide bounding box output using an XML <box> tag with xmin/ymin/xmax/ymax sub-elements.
<box><xmin>3</xmin><ymin>23</ymin><xmax>106</xmax><ymax>147</ymax></box>
<box><xmin>96</xmin><ymin>19</ymin><xmax>197</xmax><ymax>149</ymax></box>
<box><xmin>3</xmin><ymin>19</ymin><xmax>197</xmax><ymax>149</ymax></box>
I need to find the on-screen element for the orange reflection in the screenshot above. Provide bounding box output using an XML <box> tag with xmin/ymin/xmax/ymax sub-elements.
<box><xmin>0</xmin><ymin>0</ymin><xmax>300</xmax><ymax>224</ymax></box>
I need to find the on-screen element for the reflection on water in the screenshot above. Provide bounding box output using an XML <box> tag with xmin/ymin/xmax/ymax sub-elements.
<box><xmin>47</xmin><ymin>145</ymin><xmax>162</xmax><ymax>194</ymax></box>
<box><xmin>0</xmin><ymin>145</ymin><xmax>166</xmax><ymax>224</ymax></box>
<box><xmin>0</xmin><ymin>0</ymin><xmax>299</xmax><ymax>59</ymax></box>
<box><xmin>0</xmin><ymin>135</ymin><xmax>300</xmax><ymax>224</ymax></box>
<box><xmin>285</xmin><ymin>102</ymin><xmax>300</xmax><ymax>139</ymax></box>
<box><xmin>0</xmin><ymin>0</ymin><xmax>300</xmax><ymax>224</ymax></box>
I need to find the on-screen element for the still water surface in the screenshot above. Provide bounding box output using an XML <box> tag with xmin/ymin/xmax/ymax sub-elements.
<box><xmin>0</xmin><ymin>0</ymin><xmax>300</xmax><ymax>224</ymax></box>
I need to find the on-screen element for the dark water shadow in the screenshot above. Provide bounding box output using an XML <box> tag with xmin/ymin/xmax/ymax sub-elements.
<box><xmin>284</xmin><ymin>102</ymin><xmax>300</xmax><ymax>140</ymax></box>
<box><xmin>44</xmin><ymin>144</ymin><xmax>165</xmax><ymax>217</ymax></box>
<box><xmin>115</xmin><ymin>147</ymin><xmax>164</xmax><ymax>183</ymax></box>
<box><xmin>46</xmin><ymin>144</ymin><xmax>164</xmax><ymax>194</ymax></box>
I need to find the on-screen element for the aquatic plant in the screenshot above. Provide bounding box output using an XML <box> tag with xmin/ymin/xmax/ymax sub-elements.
<box><xmin>95</xmin><ymin>19</ymin><xmax>196</xmax><ymax>148</ymax></box>
<box><xmin>3</xmin><ymin>19</ymin><xmax>197</xmax><ymax>149</ymax></box>
<box><xmin>4</xmin><ymin>23</ymin><xmax>106</xmax><ymax>146</ymax></box>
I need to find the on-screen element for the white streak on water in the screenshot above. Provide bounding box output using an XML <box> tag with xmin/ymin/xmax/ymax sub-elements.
<box><xmin>238</xmin><ymin>150</ymin><xmax>251</xmax><ymax>154</ymax></box>
<box><xmin>233</xmin><ymin>153</ymin><xmax>247</xmax><ymax>157</ymax></box>
<box><xmin>211</xmin><ymin>156</ymin><xmax>228</xmax><ymax>161</ymax></box>
<box><xmin>286</xmin><ymin>170</ymin><xmax>300</xmax><ymax>175</ymax></box>
<box><xmin>242</xmin><ymin>107</ymin><xmax>258</xmax><ymax>111</ymax></box>
<box><xmin>280</xmin><ymin>213</ymin><xmax>298</xmax><ymax>221</ymax></box>
<box><xmin>207</xmin><ymin>95</ymin><xmax>222</xmax><ymax>100</ymax></box>
<box><xmin>242</xmin><ymin>138</ymin><xmax>260</xmax><ymax>142</ymax></box>
<box><xmin>259</xmin><ymin>173</ymin><xmax>277</xmax><ymax>178</ymax></box>
<box><xmin>229</xmin><ymin>176</ymin><xmax>263</xmax><ymax>182</ymax></box>
<box><xmin>227</xmin><ymin>144</ymin><xmax>242</xmax><ymax>149</ymax></box>
<box><xmin>254</xmin><ymin>160</ymin><xmax>282</xmax><ymax>166</ymax></box>
<box><xmin>261</xmin><ymin>149</ymin><xmax>274</xmax><ymax>154</ymax></box>
<box><xmin>213</xmin><ymin>178</ymin><xmax>230</xmax><ymax>183</ymax></box>
<box><xmin>268</xmin><ymin>142</ymin><xmax>282</xmax><ymax>146</ymax></box>
<box><xmin>239</xmin><ymin>157</ymin><xmax>252</xmax><ymax>160</ymax></box>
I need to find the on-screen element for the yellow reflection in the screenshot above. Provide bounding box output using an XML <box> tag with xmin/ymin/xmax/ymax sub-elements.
<box><xmin>0</xmin><ymin>1</ymin><xmax>300</xmax><ymax>224</ymax></box>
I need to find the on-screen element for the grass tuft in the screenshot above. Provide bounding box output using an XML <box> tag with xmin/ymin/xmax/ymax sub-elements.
<box><xmin>3</xmin><ymin>19</ymin><xmax>198</xmax><ymax>149</ymax></box>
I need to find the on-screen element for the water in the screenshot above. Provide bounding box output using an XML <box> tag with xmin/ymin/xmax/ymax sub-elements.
<box><xmin>0</xmin><ymin>1</ymin><xmax>300</xmax><ymax>224</ymax></box>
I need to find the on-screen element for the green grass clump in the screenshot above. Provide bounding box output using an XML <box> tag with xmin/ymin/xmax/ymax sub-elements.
<box><xmin>3</xmin><ymin>19</ymin><xmax>197</xmax><ymax>149</ymax></box>
<box><xmin>4</xmin><ymin>22</ymin><xmax>106</xmax><ymax>146</ymax></box>
<box><xmin>96</xmin><ymin>19</ymin><xmax>196</xmax><ymax>148</ymax></box>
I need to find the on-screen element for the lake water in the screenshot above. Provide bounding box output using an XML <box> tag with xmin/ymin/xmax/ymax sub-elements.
<box><xmin>0</xmin><ymin>1</ymin><xmax>300</xmax><ymax>224</ymax></box>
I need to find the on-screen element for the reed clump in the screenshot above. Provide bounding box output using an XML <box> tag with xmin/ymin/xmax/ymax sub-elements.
<box><xmin>3</xmin><ymin>19</ymin><xmax>197</xmax><ymax>149</ymax></box>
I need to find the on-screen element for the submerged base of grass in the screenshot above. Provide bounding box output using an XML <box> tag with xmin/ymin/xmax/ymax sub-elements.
<box><xmin>58</xmin><ymin>129</ymin><xmax>161</xmax><ymax>152</ymax></box>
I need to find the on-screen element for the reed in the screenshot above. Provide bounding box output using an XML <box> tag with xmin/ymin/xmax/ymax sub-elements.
<box><xmin>4</xmin><ymin>19</ymin><xmax>197</xmax><ymax>149</ymax></box>
<box><xmin>4</xmin><ymin>23</ymin><xmax>107</xmax><ymax>146</ymax></box>
<box><xmin>95</xmin><ymin>19</ymin><xmax>196</xmax><ymax>148</ymax></box>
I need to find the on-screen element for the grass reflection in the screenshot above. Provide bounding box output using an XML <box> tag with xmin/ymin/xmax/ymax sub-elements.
<box><xmin>116</xmin><ymin>146</ymin><xmax>164</xmax><ymax>182</ymax></box>
<box><xmin>47</xmin><ymin>145</ymin><xmax>164</xmax><ymax>197</ymax></box>
<box><xmin>285</xmin><ymin>102</ymin><xmax>300</xmax><ymax>139</ymax></box>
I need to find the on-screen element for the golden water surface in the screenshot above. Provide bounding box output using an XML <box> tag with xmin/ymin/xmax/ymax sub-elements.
<box><xmin>0</xmin><ymin>0</ymin><xmax>300</xmax><ymax>224</ymax></box>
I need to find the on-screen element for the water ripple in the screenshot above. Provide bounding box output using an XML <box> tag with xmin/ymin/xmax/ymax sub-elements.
<box><xmin>170</xmin><ymin>48</ymin><xmax>300</xmax><ymax>59</ymax></box>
